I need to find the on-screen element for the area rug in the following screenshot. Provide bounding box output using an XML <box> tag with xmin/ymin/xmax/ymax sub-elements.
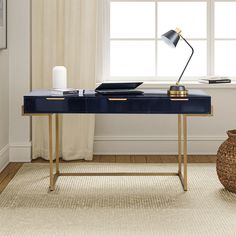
<box><xmin>0</xmin><ymin>163</ymin><xmax>236</xmax><ymax>236</ymax></box>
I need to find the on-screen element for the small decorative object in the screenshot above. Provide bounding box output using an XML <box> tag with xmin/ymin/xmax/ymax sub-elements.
<box><xmin>0</xmin><ymin>0</ymin><xmax>7</xmax><ymax>49</ymax></box>
<box><xmin>217</xmin><ymin>130</ymin><xmax>236</xmax><ymax>193</ymax></box>
<box><xmin>161</xmin><ymin>28</ymin><xmax>194</xmax><ymax>97</ymax></box>
<box><xmin>52</xmin><ymin>66</ymin><xmax>67</xmax><ymax>89</ymax></box>
<box><xmin>51</xmin><ymin>88</ymin><xmax>79</xmax><ymax>95</ymax></box>
<box><xmin>199</xmin><ymin>76</ymin><xmax>231</xmax><ymax>84</ymax></box>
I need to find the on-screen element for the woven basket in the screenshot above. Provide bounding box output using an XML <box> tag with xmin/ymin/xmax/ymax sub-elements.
<box><xmin>217</xmin><ymin>130</ymin><xmax>236</xmax><ymax>193</ymax></box>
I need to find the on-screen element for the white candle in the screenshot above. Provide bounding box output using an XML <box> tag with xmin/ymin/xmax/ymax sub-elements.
<box><xmin>52</xmin><ymin>66</ymin><xmax>67</xmax><ymax>89</ymax></box>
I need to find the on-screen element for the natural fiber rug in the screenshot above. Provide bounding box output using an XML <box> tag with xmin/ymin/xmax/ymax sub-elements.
<box><xmin>0</xmin><ymin>163</ymin><xmax>236</xmax><ymax>236</ymax></box>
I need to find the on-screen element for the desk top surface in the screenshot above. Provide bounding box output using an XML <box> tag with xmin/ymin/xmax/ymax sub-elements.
<box><xmin>25</xmin><ymin>89</ymin><xmax>210</xmax><ymax>98</ymax></box>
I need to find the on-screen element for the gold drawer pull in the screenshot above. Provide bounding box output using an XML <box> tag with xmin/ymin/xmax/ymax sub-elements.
<box><xmin>46</xmin><ymin>98</ymin><xmax>65</xmax><ymax>101</ymax></box>
<box><xmin>170</xmin><ymin>98</ymin><xmax>189</xmax><ymax>101</ymax></box>
<box><xmin>108</xmin><ymin>98</ymin><xmax>128</xmax><ymax>101</ymax></box>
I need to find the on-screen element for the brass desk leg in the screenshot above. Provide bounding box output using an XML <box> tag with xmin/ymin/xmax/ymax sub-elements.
<box><xmin>56</xmin><ymin>114</ymin><xmax>60</xmax><ymax>174</ymax></box>
<box><xmin>178</xmin><ymin>115</ymin><xmax>182</xmax><ymax>174</ymax></box>
<box><xmin>48</xmin><ymin>115</ymin><xmax>55</xmax><ymax>191</ymax></box>
<box><xmin>178</xmin><ymin>114</ymin><xmax>188</xmax><ymax>191</ymax></box>
<box><xmin>183</xmin><ymin>115</ymin><xmax>188</xmax><ymax>191</ymax></box>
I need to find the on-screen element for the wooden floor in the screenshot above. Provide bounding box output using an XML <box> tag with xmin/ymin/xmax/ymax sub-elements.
<box><xmin>0</xmin><ymin>155</ymin><xmax>216</xmax><ymax>194</ymax></box>
<box><xmin>32</xmin><ymin>155</ymin><xmax>217</xmax><ymax>164</ymax></box>
<box><xmin>0</xmin><ymin>163</ymin><xmax>23</xmax><ymax>194</ymax></box>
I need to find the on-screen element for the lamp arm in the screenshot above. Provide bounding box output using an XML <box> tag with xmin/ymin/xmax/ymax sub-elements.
<box><xmin>176</xmin><ymin>35</ymin><xmax>194</xmax><ymax>85</ymax></box>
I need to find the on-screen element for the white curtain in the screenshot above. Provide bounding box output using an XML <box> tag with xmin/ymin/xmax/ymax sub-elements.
<box><xmin>32</xmin><ymin>0</ymin><xmax>107</xmax><ymax>160</ymax></box>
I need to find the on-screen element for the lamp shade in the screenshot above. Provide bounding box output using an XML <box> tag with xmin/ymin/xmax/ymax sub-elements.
<box><xmin>161</xmin><ymin>30</ymin><xmax>180</xmax><ymax>48</ymax></box>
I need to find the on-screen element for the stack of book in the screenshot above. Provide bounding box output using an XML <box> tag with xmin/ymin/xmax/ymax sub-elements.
<box><xmin>51</xmin><ymin>88</ymin><xmax>79</xmax><ymax>95</ymax></box>
<box><xmin>199</xmin><ymin>77</ymin><xmax>231</xmax><ymax>84</ymax></box>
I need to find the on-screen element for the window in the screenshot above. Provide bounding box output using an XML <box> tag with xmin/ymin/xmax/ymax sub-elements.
<box><xmin>100</xmin><ymin>0</ymin><xmax>236</xmax><ymax>82</ymax></box>
<box><xmin>215</xmin><ymin>1</ymin><xmax>236</xmax><ymax>76</ymax></box>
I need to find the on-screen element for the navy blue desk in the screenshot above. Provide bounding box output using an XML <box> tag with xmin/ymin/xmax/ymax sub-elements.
<box><xmin>23</xmin><ymin>89</ymin><xmax>212</xmax><ymax>191</ymax></box>
<box><xmin>24</xmin><ymin>89</ymin><xmax>211</xmax><ymax>114</ymax></box>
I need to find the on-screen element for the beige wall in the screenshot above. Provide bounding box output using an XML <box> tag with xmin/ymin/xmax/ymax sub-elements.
<box><xmin>8</xmin><ymin>0</ymin><xmax>31</xmax><ymax>162</ymax></box>
<box><xmin>0</xmin><ymin>49</ymin><xmax>9</xmax><ymax>170</ymax></box>
<box><xmin>0</xmin><ymin>0</ymin><xmax>31</xmax><ymax>170</ymax></box>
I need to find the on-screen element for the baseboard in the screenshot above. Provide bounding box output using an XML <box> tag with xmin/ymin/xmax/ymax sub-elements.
<box><xmin>8</xmin><ymin>137</ymin><xmax>223</xmax><ymax>160</ymax></box>
<box><xmin>9</xmin><ymin>142</ymin><xmax>31</xmax><ymax>162</ymax></box>
<box><xmin>94</xmin><ymin>135</ymin><xmax>225</xmax><ymax>155</ymax></box>
<box><xmin>0</xmin><ymin>145</ymin><xmax>9</xmax><ymax>172</ymax></box>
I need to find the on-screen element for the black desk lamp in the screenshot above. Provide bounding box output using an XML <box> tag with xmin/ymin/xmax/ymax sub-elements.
<box><xmin>162</xmin><ymin>28</ymin><xmax>194</xmax><ymax>97</ymax></box>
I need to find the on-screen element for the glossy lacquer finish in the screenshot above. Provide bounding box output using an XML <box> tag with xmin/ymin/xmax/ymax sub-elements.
<box><xmin>24</xmin><ymin>89</ymin><xmax>211</xmax><ymax>114</ymax></box>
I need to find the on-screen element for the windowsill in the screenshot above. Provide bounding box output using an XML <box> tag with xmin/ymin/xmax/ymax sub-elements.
<box><xmin>140</xmin><ymin>81</ymin><xmax>236</xmax><ymax>89</ymax></box>
<box><xmin>96</xmin><ymin>80</ymin><xmax>236</xmax><ymax>89</ymax></box>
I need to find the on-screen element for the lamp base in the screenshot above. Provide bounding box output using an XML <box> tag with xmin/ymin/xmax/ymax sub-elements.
<box><xmin>168</xmin><ymin>85</ymin><xmax>188</xmax><ymax>97</ymax></box>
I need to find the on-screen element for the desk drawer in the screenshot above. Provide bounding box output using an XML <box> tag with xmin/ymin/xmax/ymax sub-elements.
<box><xmin>24</xmin><ymin>97</ymin><xmax>86</xmax><ymax>113</ymax></box>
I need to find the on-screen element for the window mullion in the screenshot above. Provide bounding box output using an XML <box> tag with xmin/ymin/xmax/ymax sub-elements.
<box><xmin>155</xmin><ymin>0</ymin><xmax>158</xmax><ymax>78</ymax></box>
<box><xmin>107</xmin><ymin>0</ymin><xmax>111</xmax><ymax>80</ymax></box>
<box><xmin>208</xmin><ymin>0</ymin><xmax>214</xmax><ymax>76</ymax></box>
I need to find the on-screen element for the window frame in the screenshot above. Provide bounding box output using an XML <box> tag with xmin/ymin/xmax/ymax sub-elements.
<box><xmin>101</xmin><ymin>0</ymin><xmax>236</xmax><ymax>83</ymax></box>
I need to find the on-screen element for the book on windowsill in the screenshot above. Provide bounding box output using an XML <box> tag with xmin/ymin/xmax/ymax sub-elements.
<box><xmin>199</xmin><ymin>77</ymin><xmax>231</xmax><ymax>84</ymax></box>
<box><xmin>51</xmin><ymin>88</ymin><xmax>79</xmax><ymax>95</ymax></box>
